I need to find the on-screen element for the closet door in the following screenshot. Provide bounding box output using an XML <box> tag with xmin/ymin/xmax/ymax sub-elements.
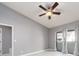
<box><xmin>0</xmin><ymin>28</ymin><xmax>2</xmax><ymax>55</ymax></box>
<box><xmin>66</xmin><ymin>30</ymin><xmax>76</xmax><ymax>54</ymax></box>
<box><xmin>56</xmin><ymin>31</ymin><xmax>64</xmax><ymax>52</ymax></box>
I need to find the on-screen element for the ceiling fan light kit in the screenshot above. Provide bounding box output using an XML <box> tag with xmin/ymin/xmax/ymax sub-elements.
<box><xmin>46</xmin><ymin>12</ymin><xmax>52</xmax><ymax>16</ymax></box>
<box><xmin>39</xmin><ymin>2</ymin><xmax>61</xmax><ymax>20</ymax></box>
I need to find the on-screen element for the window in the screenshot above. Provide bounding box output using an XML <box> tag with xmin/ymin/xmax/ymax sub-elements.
<box><xmin>56</xmin><ymin>32</ymin><xmax>63</xmax><ymax>42</ymax></box>
<box><xmin>66</xmin><ymin>30</ymin><xmax>75</xmax><ymax>42</ymax></box>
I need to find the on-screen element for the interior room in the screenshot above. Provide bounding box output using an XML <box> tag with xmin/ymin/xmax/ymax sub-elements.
<box><xmin>0</xmin><ymin>2</ymin><xmax>79</xmax><ymax>56</ymax></box>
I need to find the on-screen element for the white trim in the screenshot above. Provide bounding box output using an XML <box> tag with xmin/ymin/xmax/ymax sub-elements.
<box><xmin>0</xmin><ymin>23</ymin><xmax>13</xmax><ymax>27</ymax></box>
<box><xmin>21</xmin><ymin>49</ymin><xmax>56</xmax><ymax>56</ymax></box>
<box><xmin>0</xmin><ymin>23</ymin><xmax>14</xmax><ymax>56</ymax></box>
<box><xmin>21</xmin><ymin>50</ymin><xmax>45</xmax><ymax>56</ymax></box>
<box><xmin>12</xmin><ymin>26</ymin><xmax>14</xmax><ymax>56</ymax></box>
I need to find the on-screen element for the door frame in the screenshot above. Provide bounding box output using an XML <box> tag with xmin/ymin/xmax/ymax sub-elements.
<box><xmin>0</xmin><ymin>23</ymin><xmax>14</xmax><ymax>56</ymax></box>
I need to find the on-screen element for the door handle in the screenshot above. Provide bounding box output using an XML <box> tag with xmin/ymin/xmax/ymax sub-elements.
<box><xmin>57</xmin><ymin>39</ymin><xmax>62</xmax><ymax>41</ymax></box>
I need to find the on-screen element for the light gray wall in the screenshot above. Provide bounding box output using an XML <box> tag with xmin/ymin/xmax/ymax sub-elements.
<box><xmin>48</xmin><ymin>20</ymin><xmax>79</xmax><ymax>55</ymax></box>
<box><xmin>0</xmin><ymin>3</ymin><xmax>48</xmax><ymax>56</ymax></box>
<box><xmin>48</xmin><ymin>24</ymin><xmax>66</xmax><ymax>50</ymax></box>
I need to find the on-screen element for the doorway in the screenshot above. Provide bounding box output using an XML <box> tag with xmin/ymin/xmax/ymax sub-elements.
<box><xmin>0</xmin><ymin>25</ymin><xmax>12</xmax><ymax>56</ymax></box>
<box><xmin>0</xmin><ymin>28</ymin><xmax>2</xmax><ymax>55</ymax></box>
<box><xmin>56</xmin><ymin>31</ymin><xmax>64</xmax><ymax>52</ymax></box>
<box><xmin>56</xmin><ymin>29</ymin><xmax>76</xmax><ymax>55</ymax></box>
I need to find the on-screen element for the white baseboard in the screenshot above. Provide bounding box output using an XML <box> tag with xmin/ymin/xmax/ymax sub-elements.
<box><xmin>22</xmin><ymin>50</ymin><xmax>45</xmax><ymax>56</ymax></box>
<box><xmin>21</xmin><ymin>49</ymin><xmax>55</xmax><ymax>56</ymax></box>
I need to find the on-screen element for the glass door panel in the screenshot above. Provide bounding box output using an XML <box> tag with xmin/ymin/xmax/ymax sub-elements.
<box><xmin>66</xmin><ymin>30</ymin><xmax>76</xmax><ymax>54</ymax></box>
<box><xmin>56</xmin><ymin>32</ymin><xmax>64</xmax><ymax>52</ymax></box>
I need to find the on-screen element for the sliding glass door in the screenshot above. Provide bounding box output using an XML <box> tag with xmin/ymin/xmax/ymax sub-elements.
<box><xmin>66</xmin><ymin>30</ymin><xmax>76</xmax><ymax>54</ymax></box>
<box><xmin>56</xmin><ymin>31</ymin><xmax>64</xmax><ymax>52</ymax></box>
<box><xmin>56</xmin><ymin>29</ymin><xmax>76</xmax><ymax>55</ymax></box>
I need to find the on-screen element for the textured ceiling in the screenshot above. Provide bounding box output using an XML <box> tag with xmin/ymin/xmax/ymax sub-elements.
<box><xmin>2</xmin><ymin>2</ymin><xmax>79</xmax><ymax>28</ymax></box>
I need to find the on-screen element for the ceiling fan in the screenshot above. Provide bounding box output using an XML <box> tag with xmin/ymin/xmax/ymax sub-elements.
<box><xmin>39</xmin><ymin>2</ymin><xmax>61</xmax><ymax>20</ymax></box>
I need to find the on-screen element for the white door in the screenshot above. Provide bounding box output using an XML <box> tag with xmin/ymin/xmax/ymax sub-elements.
<box><xmin>0</xmin><ymin>28</ymin><xmax>2</xmax><ymax>55</ymax></box>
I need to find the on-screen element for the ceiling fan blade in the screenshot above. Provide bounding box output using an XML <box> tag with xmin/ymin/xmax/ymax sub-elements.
<box><xmin>39</xmin><ymin>5</ymin><xmax>47</xmax><ymax>11</ymax></box>
<box><xmin>53</xmin><ymin>12</ymin><xmax>61</xmax><ymax>15</ymax></box>
<box><xmin>39</xmin><ymin>13</ymin><xmax>46</xmax><ymax>16</ymax></box>
<box><xmin>48</xmin><ymin>16</ymin><xmax>51</xmax><ymax>19</ymax></box>
<box><xmin>52</xmin><ymin>2</ymin><xmax>59</xmax><ymax>10</ymax></box>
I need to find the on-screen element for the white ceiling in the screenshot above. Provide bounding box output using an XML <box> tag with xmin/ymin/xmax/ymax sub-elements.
<box><xmin>2</xmin><ymin>2</ymin><xmax>79</xmax><ymax>28</ymax></box>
